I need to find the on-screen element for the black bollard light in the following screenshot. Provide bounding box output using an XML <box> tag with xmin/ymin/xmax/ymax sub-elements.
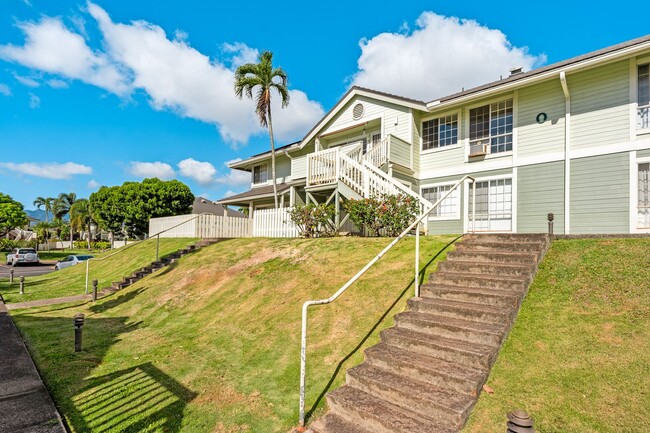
<box><xmin>507</xmin><ymin>409</ymin><xmax>535</xmax><ymax>433</ymax></box>
<box><xmin>92</xmin><ymin>279</ymin><xmax>98</xmax><ymax>302</ymax></box>
<box><xmin>73</xmin><ymin>314</ymin><xmax>85</xmax><ymax>352</ymax></box>
<box><xmin>9</xmin><ymin>269</ymin><xmax>14</xmax><ymax>283</ymax></box>
<box><xmin>19</xmin><ymin>276</ymin><xmax>25</xmax><ymax>295</ymax></box>
<box><xmin>547</xmin><ymin>212</ymin><xmax>554</xmax><ymax>235</ymax></box>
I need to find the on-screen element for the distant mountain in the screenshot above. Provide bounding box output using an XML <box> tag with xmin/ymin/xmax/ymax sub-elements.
<box><xmin>25</xmin><ymin>209</ymin><xmax>47</xmax><ymax>221</ymax></box>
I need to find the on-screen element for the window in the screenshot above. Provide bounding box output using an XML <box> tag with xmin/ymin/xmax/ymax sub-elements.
<box><xmin>638</xmin><ymin>64</ymin><xmax>649</xmax><ymax>130</ymax></box>
<box><xmin>422</xmin><ymin>184</ymin><xmax>460</xmax><ymax>219</ymax></box>
<box><xmin>468</xmin><ymin>178</ymin><xmax>513</xmax><ymax>231</ymax></box>
<box><xmin>422</xmin><ymin>114</ymin><xmax>458</xmax><ymax>150</ymax></box>
<box><xmin>253</xmin><ymin>164</ymin><xmax>268</xmax><ymax>184</ymax></box>
<box><xmin>639</xmin><ymin>163</ymin><xmax>650</xmax><ymax>229</ymax></box>
<box><xmin>469</xmin><ymin>99</ymin><xmax>513</xmax><ymax>154</ymax></box>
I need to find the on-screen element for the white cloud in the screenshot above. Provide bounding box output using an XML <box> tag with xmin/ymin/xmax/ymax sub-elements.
<box><xmin>223</xmin><ymin>190</ymin><xmax>237</xmax><ymax>198</ymax></box>
<box><xmin>87</xmin><ymin>179</ymin><xmax>99</xmax><ymax>188</ymax></box>
<box><xmin>177</xmin><ymin>158</ymin><xmax>217</xmax><ymax>185</ymax></box>
<box><xmin>0</xmin><ymin>161</ymin><xmax>92</xmax><ymax>179</ymax></box>
<box><xmin>351</xmin><ymin>12</ymin><xmax>546</xmax><ymax>101</ymax></box>
<box><xmin>214</xmin><ymin>159</ymin><xmax>250</xmax><ymax>189</ymax></box>
<box><xmin>0</xmin><ymin>4</ymin><xmax>324</xmax><ymax>146</ymax></box>
<box><xmin>28</xmin><ymin>92</ymin><xmax>40</xmax><ymax>108</ymax></box>
<box><xmin>0</xmin><ymin>16</ymin><xmax>130</xmax><ymax>95</ymax></box>
<box><xmin>128</xmin><ymin>161</ymin><xmax>175</xmax><ymax>180</ymax></box>
<box><xmin>0</xmin><ymin>83</ymin><xmax>11</xmax><ymax>96</ymax></box>
<box><xmin>13</xmin><ymin>73</ymin><xmax>39</xmax><ymax>87</ymax></box>
<box><xmin>47</xmin><ymin>79</ymin><xmax>69</xmax><ymax>88</ymax></box>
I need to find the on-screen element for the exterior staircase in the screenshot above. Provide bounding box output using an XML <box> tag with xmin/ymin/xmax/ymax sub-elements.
<box><xmin>308</xmin><ymin>233</ymin><xmax>550</xmax><ymax>433</ymax></box>
<box><xmin>100</xmin><ymin>238</ymin><xmax>220</xmax><ymax>295</ymax></box>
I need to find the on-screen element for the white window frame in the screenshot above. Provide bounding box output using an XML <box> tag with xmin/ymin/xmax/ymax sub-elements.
<box><xmin>633</xmin><ymin>55</ymin><xmax>650</xmax><ymax>136</ymax></box>
<box><xmin>463</xmin><ymin>173</ymin><xmax>515</xmax><ymax>233</ymax></box>
<box><xmin>465</xmin><ymin>95</ymin><xmax>515</xmax><ymax>160</ymax></box>
<box><xmin>420</xmin><ymin>110</ymin><xmax>461</xmax><ymax>154</ymax></box>
<box><xmin>252</xmin><ymin>164</ymin><xmax>268</xmax><ymax>185</ymax></box>
<box><xmin>633</xmin><ymin>155</ymin><xmax>650</xmax><ymax>232</ymax></box>
<box><xmin>421</xmin><ymin>182</ymin><xmax>461</xmax><ymax>221</ymax></box>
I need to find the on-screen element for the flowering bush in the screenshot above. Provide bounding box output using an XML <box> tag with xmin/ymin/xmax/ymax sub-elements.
<box><xmin>288</xmin><ymin>204</ymin><xmax>336</xmax><ymax>238</ymax></box>
<box><xmin>344</xmin><ymin>194</ymin><xmax>420</xmax><ymax>237</ymax></box>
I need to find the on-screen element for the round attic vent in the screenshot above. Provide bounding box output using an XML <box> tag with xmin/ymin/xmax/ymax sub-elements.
<box><xmin>352</xmin><ymin>103</ymin><xmax>364</xmax><ymax>120</ymax></box>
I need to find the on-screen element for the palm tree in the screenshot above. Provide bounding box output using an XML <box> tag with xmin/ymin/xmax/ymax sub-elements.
<box><xmin>70</xmin><ymin>199</ymin><xmax>94</xmax><ymax>250</ymax></box>
<box><xmin>56</xmin><ymin>192</ymin><xmax>77</xmax><ymax>247</ymax></box>
<box><xmin>234</xmin><ymin>51</ymin><xmax>290</xmax><ymax>208</ymax></box>
<box><xmin>33</xmin><ymin>196</ymin><xmax>55</xmax><ymax>249</ymax></box>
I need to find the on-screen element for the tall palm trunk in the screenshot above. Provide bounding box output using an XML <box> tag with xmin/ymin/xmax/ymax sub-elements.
<box><xmin>267</xmin><ymin>104</ymin><xmax>278</xmax><ymax>208</ymax></box>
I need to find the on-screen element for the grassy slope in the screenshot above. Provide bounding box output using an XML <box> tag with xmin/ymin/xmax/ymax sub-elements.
<box><xmin>11</xmin><ymin>236</ymin><xmax>457</xmax><ymax>433</ymax></box>
<box><xmin>464</xmin><ymin>238</ymin><xmax>650</xmax><ymax>433</ymax></box>
<box><xmin>0</xmin><ymin>238</ymin><xmax>195</xmax><ymax>303</ymax></box>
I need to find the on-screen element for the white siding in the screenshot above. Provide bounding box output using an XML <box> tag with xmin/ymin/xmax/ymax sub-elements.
<box><xmin>569</xmin><ymin>60</ymin><xmax>630</xmax><ymax>150</ymax></box>
<box><xmin>323</xmin><ymin>96</ymin><xmax>411</xmax><ymax>143</ymax></box>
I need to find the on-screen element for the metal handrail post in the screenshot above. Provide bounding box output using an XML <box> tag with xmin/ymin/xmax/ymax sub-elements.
<box><xmin>472</xmin><ymin>180</ymin><xmax>477</xmax><ymax>233</ymax></box>
<box><xmin>298</xmin><ymin>175</ymin><xmax>474</xmax><ymax>427</ymax></box>
<box><xmin>415</xmin><ymin>224</ymin><xmax>420</xmax><ymax>297</ymax></box>
<box><xmin>85</xmin><ymin>259</ymin><xmax>90</xmax><ymax>294</ymax></box>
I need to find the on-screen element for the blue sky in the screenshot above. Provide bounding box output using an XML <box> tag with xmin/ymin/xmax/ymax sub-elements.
<box><xmin>1</xmin><ymin>0</ymin><xmax>648</xmax><ymax>209</ymax></box>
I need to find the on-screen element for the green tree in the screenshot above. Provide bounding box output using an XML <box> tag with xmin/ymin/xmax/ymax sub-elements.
<box><xmin>234</xmin><ymin>51</ymin><xmax>290</xmax><ymax>208</ymax></box>
<box><xmin>70</xmin><ymin>199</ymin><xmax>93</xmax><ymax>250</ymax></box>
<box><xmin>0</xmin><ymin>193</ymin><xmax>28</xmax><ymax>237</ymax></box>
<box><xmin>90</xmin><ymin>179</ymin><xmax>194</xmax><ymax>239</ymax></box>
<box><xmin>33</xmin><ymin>196</ymin><xmax>55</xmax><ymax>223</ymax></box>
<box><xmin>55</xmin><ymin>192</ymin><xmax>77</xmax><ymax>246</ymax></box>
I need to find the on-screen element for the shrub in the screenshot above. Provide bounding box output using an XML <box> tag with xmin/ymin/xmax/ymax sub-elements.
<box><xmin>288</xmin><ymin>204</ymin><xmax>336</xmax><ymax>238</ymax></box>
<box><xmin>74</xmin><ymin>240</ymin><xmax>111</xmax><ymax>250</ymax></box>
<box><xmin>344</xmin><ymin>194</ymin><xmax>420</xmax><ymax>237</ymax></box>
<box><xmin>0</xmin><ymin>239</ymin><xmax>37</xmax><ymax>251</ymax></box>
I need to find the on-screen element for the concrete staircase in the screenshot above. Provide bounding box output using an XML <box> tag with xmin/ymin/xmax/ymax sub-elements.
<box><xmin>100</xmin><ymin>238</ymin><xmax>220</xmax><ymax>295</ymax></box>
<box><xmin>308</xmin><ymin>233</ymin><xmax>550</xmax><ymax>433</ymax></box>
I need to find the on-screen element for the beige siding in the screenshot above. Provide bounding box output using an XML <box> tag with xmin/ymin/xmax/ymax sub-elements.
<box><xmin>570</xmin><ymin>152</ymin><xmax>630</xmax><ymax>233</ymax></box>
<box><xmin>323</xmin><ymin>96</ymin><xmax>411</xmax><ymax>143</ymax></box>
<box><xmin>420</xmin><ymin>147</ymin><xmax>466</xmax><ymax>173</ymax></box>
<box><xmin>569</xmin><ymin>60</ymin><xmax>630</xmax><ymax>149</ymax></box>
<box><xmin>517</xmin><ymin>79</ymin><xmax>566</xmax><ymax>158</ymax></box>
<box><xmin>275</xmin><ymin>155</ymin><xmax>291</xmax><ymax>182</ymax></box>
<box><xmin>638</xmin><ymin>148</ymin><xmax>650</xmax><ymax>158</ymax></box>
<box><xmin>390</xmin><ymin>135</ymin><xmax>412</xmax><ymax>168</ymax></box>
<box><xmin>517</xmin><ymin>161</ymin><xmax>565</xmax><ymax>233</ymax></box>
<box><xmin>412</xmin><ymin>111</ymin><xmax>421</xmax><ymax>177</ymax></box>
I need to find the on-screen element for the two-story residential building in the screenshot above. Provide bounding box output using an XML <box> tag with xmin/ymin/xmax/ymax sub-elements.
<box><xmin>219</xmin><ymin>34</ymin><xmax>650</xmax><ymax>235</ymax></box>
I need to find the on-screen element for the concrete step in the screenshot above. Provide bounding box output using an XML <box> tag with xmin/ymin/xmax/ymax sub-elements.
<box><xmin>326</xmin><ymin>386</ymin><xmax>455</xmax><ymax>433</ymax></box>
<box><xmin>150</xmin><ymin>261</ymin><xmax>165</xmax><ymax>269</ymax></box>
<box><xmin>347</xmin><ymin>364</ymin><xmax>474</xmax><ymax>427</ymax></box>
<box><xmin>420</xmin><ymin>284</ymin><xmax>522</xmax><ymax>308</ymax></box>
<box><xmin>408</xmin><ymin>297</ymin><xmax>514</xmax><ymax>325</ymax></box>
<box><xmin>308</xmin><ymin>413</ymin><xmax>374</xmax><ymax>433</ymax></box>
<box><xmin>429</xmin><ymin>272</ymin><xmax>529</xmax><ymax>292</ymax></box>
<box><xmin>447</xmin><ymin>249</ymin><xmax>540</xmax><ymax>265</ymax></box>
<box><xmin>395</xmin><ymin>311</ymin><xmax>506</xmax><ymax>347</ymax></box>
<box><xmin>454</xmin><ymin>240</ymin><xmax>547</xmax><ymax>253</ymax></box>
<box><xmin>463</xmin><ymin>233</ymin><xmax>549</xmax><ymax>244</ymax></box>
<box><xmin>381</xmin><ymin>327</ymin><xmax>497</xmax><ymax>370</ymax></box>
<box><xmin>439</xmin><ymin>260</ymin><xmax>535</xmax><ymax>278</ymax></box>
<box><xmin>364</xmin><ymin>343</ymin><xmax>487</xmax><ymax>396</ymax></box>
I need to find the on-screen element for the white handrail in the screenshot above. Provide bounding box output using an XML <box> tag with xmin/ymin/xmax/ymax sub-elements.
<box><xmin>298</xmin><ymin>175</ymin><xmax>476</xmax><ymax>426</ymax></box>
<box><xmin>83</xmin><ymin>212</ymin><xmax>208</xmax><ymax>294</ymax></box>
<box><xmin>364</xmin><ymin>136</ymin><xmax>389</xmax><ymax>167</ymax></box>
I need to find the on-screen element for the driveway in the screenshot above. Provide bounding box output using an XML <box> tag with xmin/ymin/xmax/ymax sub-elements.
<box><xmin>0</xmin><ymin>262</ymin><xmax>56</xmax><ymax>278</ymax></box>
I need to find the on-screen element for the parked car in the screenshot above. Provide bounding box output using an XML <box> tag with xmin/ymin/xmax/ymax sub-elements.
<box><xmin>7</xmin><ymin>248</ymin><xmax>40</xmax><ymax>266</ymax></box>
<box><xmin>54</xmin><ymin>255</ymin><xmax>94</xmax><ymax>271</ymax></box>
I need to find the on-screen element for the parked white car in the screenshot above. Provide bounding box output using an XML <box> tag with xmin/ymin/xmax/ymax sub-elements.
<box><xmin>54</xmin><ymin>254</ymin><xmax>94</xmax><ymax>271</ymax></box>
<box><xmin>6</xmin><ymin>248</ymin><xmax>40</xmax><ymax>266</ymax></box>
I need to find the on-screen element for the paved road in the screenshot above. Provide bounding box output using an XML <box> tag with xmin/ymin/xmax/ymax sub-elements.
<box><xmin>0</xmin><ymin>263</ymin><xmax>56</xmax><ymax>278</ymax></box>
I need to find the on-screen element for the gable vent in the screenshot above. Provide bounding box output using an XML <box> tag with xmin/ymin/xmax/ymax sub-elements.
<box><xmin>352</xmin><ymin>103</ymin><xmax>364</xmax><ymax>120</ymax></box>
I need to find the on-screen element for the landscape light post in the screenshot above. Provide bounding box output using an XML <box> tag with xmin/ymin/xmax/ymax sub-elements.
<box><xmin>19</xmin><ymin>276</ymin><xmax>25</xmax><ymax>295</ymax></box>
<box><xmin>92</xmin><ymin>279</ymin><xmax>98</xmax><ymax>302</ymax></box>
<box><xmin>73</xmin><ymin>314</ymin><xmax>85</xmax><ymax>352</ymax></box>
<box><xmin>9</xmin><ymin>269</ymin><xmax>14</xmax><ymax>283</ymax></box>
<box><xmin>547</xmin><ymin>213</ymin><xmax>554</xmax><ymax>235</ymax></box>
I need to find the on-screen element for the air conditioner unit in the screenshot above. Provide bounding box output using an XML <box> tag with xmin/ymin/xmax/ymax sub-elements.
<box><xmin>469</xmin><ymin>142</ymin><xmax>488</xmax><ymax>157</ymax></box>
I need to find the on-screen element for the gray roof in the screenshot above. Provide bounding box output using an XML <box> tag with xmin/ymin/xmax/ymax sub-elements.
<box><xmin>217</xmin><ymin>183</ymin><xmax>291</xmax><ymax>205</ymax></box>
<box><xmin>192</xmin><ymin>197</ymin><xmax>246</xmax><ymax>217</ymax></box>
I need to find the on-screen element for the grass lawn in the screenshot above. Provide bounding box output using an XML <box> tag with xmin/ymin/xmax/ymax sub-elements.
<box><xmin>10</xmin><ymin>235</ymin><xmax>457</xmax><ymax>433</ymax></box>
<box><xmin>0</xmin><ymin>238</ymin><xmax>196</xmax><ymax>303</ymax></box>
<box><xmin>463</xmin><ymin>238</ymin><xmax>650</xmax><ymax>433</ymax></box>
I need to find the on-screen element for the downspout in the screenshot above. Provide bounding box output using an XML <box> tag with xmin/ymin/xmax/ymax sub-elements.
<box><xmin>560</xmin><ymin>71</ymin><xmax>571</xmax><ymax>234</ymax></box>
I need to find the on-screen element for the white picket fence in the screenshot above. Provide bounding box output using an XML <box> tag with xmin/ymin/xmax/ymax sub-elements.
<box><xmin>149</xmin><ymin>209</ymin><xmax>298</xmax><ymax>239</ymax></box>
<box><xmin>252</xmin><ymin>208</ymin><xmax>299</xmax><ymax>238</ymax></box>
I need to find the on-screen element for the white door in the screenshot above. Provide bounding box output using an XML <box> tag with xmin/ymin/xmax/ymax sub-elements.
<box><xmin>469</xmin><ymin>178</ymin><xmax>513</xmax><ymax>232</ymax></box>
<box><xmin>639</xmin><ymin>163</ymin><xmax>650</xmax><ymax>229</ymax></box>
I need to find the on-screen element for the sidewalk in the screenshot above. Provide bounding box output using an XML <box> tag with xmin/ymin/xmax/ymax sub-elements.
<box><xmin>0</xmin><ymin>296</ymin><xmax>67</xmax><ymax>433</ymax></box>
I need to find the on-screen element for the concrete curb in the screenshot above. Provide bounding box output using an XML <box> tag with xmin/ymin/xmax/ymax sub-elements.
<box><xmin>0</xmin><ymin>295</ymin><xmax>67</xmax><ymax>433</ymax></box>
